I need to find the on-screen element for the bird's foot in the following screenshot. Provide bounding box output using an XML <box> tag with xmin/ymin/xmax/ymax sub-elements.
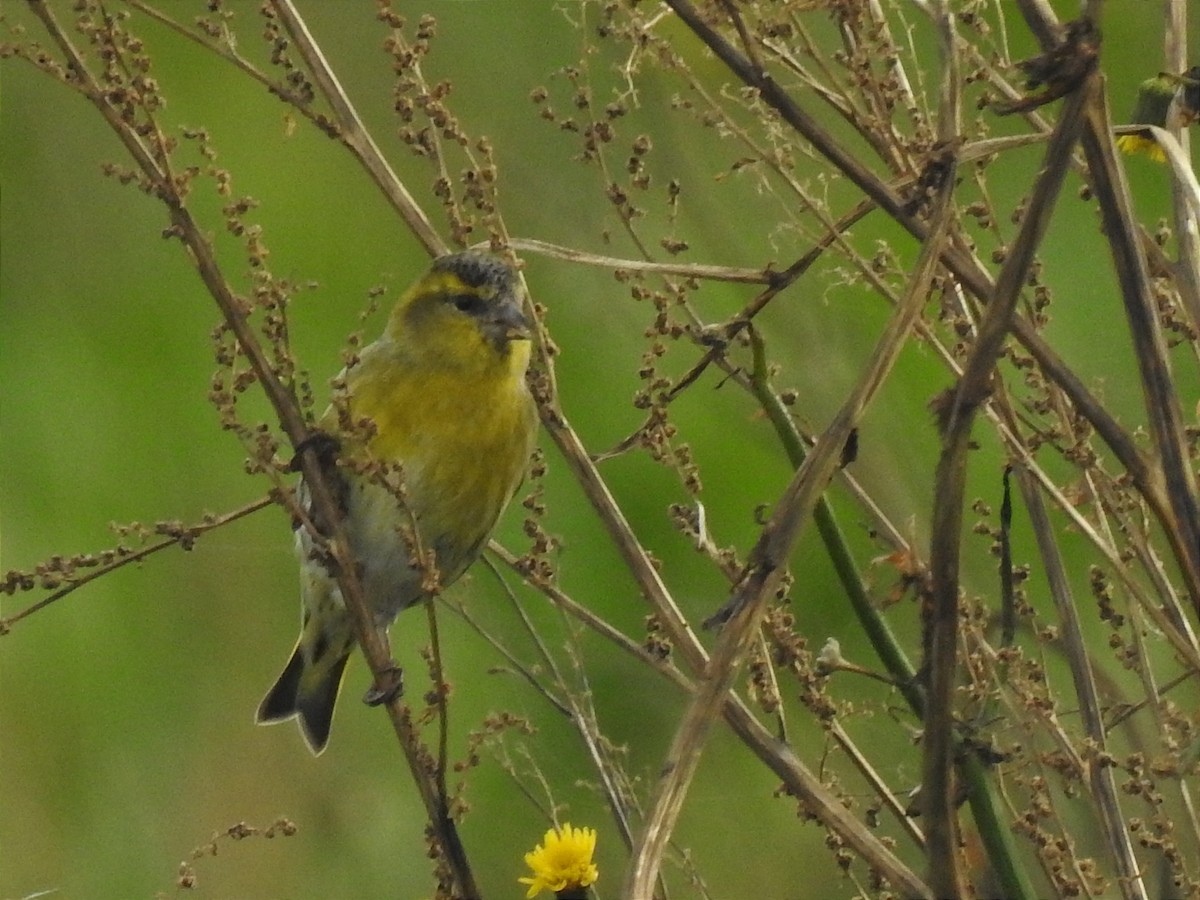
<box><xmin>289</xmin><ymin>430</ymin><xmax>341</xmax><ymax>473</ymax></box>
<box><xmin>363</xmin><ymin>664</ymin><xmax>404</xmax><ymax>706</ymax></box>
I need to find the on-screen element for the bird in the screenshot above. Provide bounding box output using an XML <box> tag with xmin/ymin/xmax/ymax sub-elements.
<box><xmin>257</xmin><ymin>249</ymin><xmax>538</xmax><ymax>754</ymax></box>
<box><xmin>1116</xmin><ymin>65</ymin><xmax>1200</xmax><ymax>162</ymax></box>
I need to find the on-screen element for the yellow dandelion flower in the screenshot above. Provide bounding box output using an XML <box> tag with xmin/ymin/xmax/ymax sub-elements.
<box><xmin>518</xmin><ymin>822</ymin><xmax>599</xmax><ymax>898</ymax></box>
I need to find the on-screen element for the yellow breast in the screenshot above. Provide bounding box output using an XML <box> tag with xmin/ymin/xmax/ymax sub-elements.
<box><xmin>332</xmin><ymin>335</ymin><xmax>536</xmax><ymax>584</ymax></box>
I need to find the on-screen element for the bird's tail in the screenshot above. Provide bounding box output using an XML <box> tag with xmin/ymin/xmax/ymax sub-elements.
<box><xmin>257</xmin><ymin>631</ymin><xmax>352</xmax><ymax>755</ymax></box>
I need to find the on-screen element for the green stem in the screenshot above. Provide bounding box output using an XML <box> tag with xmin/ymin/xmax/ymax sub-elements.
<box><xmin>746</xmin><ymin>329</ymin><xmax>921</xmax><ymax>710</ymax></box>
<box><xmin>963</xmin><ymin>753</ymin><xmax>1040</xmax><ymax>899</ymax></box>
<box><xmin>746</xmin><ymin>329</ymin><xmax>1038</xmax><ymax>900</ymax></box>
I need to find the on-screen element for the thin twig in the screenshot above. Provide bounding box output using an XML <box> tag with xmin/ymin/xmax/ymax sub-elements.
<box><xmin>1014</xmin><ymin>468</ymin><xmax>1149</xmax><ymax>900</ymax></box>
<box><xmin>506</xmin><ymin>237</ymin><xmax>775</xmax><ymax>284</ymax></box>
<box><xmin>269</xmin><ymin>0</ymin><xmax>445</xmax><ymax>256</ymax></box>
<box><xmin>1162</xmin><ymin>0</ymin><xmax>1200</xmax><ymax>329</ymax></box>
<box><xmin>0</xmin><ymin>496</ymin><xmax>274</xmax><ymax>632</ymax></box>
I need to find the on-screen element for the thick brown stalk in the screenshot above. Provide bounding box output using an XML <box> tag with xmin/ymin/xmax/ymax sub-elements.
<box><xmin>923</xmin><ymin>57</ymin><xmax>1092</xmax><ymax>900</ymax></box>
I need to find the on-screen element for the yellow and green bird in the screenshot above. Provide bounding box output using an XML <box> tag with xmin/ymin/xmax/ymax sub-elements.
<box><xmin>1116</xmin><ymin>65</ymin><xmax>1200</xmax><ymax>162</ymax></box>
<box><xmin>257</xmin><ymin>250</ymin><xmax>538</xmax><ymax>754</ymax></box>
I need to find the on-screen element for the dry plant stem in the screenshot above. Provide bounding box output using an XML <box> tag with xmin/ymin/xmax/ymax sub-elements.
<box><xmin>125</xmin><ymin>1</ymin><xmax>444</xmax><ymax>257</ymax></box>
<box><xmin>540</xmin><ymin>411</ymin><xmax>703</xmax><ymax>671</ymax></box>
<box><xmin>1013</xmin><ymin>0</ymin><xmax>1064</xmax><ymax>50</ymax></box>
<box><xmin>1140</xmin><ymin>127</ymin><xmax>1200</xmax><ymax>229</ymax></box>
<box><xmin>423</xmin><ymin>598</ymin><xmax>452</xmax><ymax>804</ymax></box>
<box><xmin>662</xmin><ymin>197</ymin><xmax>878</xmax><ymax>406</ymax></box>
<box><xmin>505</xmin><ymin>237</ymin><xmax>773</xmax><ymax>284</ymax></box>
<box><xmin>1163</xmin><ymin>0</ymin><xmax>1200</xmax><ymax>329</ymax></box>
<box><xmin>538</xmin><ymin>412</ymin><xmax>932</xmax><ymax>897</ymax></box>
<box><xmin>1076</xmin><ymin>89</ymin><xmax>1200</xmax><ymax>619</ymax></box>
<box><xmin>989</xmin><ymin>404</ymin><xmax>1200</xmax><ymax>667</ymax></box>
<box><xmin>1016</xmin><ymin>0</ymin><xmax>1200</xmax><ymax>615</ymax></box>
<box><xmin>830</xmin><ymin>718</ymin><xmax>927</xmax><ymax>850</ymax></box>
<box><xmin>0</xmin><ymin>496</ymin><xmax>273</xmax><ymax>631</ymax></box>
<box><xmin>923</xmin><ymin>62</ymin><xmax>1091</xmax><ymax>899</ymax></box>
<box><xmin>125</xmin><ymin>2</ymin><xmax>311</xmax><ymax>105</ymax></box>
<box><xmin>622</xmin><ymin>22</ymin><xmax>962</xmax><ymax>889</ymax></box>
<box><xmin>448</xmin><ymin>599</ymin><xmax>569</xmax><ymax>719</ymax></box>
<box><xmin>737</xmin><ymin>729</ymin><xmax>932</xmax><ymax>897</ymax></box>
<box><xmin>662</xmin><ymin>0</ymin><xmax>1200</xmax><ymax>614</ymax></box>
<box><xmin>20</xmin><ymin>3</ymin><xmax>477</xmax><ymax>895</ymax></box>
<box><xmin>487</xmin><ymin>543</ymin><xmax>692</xmax><ymax>688</ymax></box>
<box><xmin>269</xmin><ymin>0</ymin><xmax>446</xmax><ymax>257</ymax></box>
<box><xmin>564</xmin><ymin>676</ymin><xmax>671</xmax><ymax>898</ymax></box>
<box><xmin>500</xmin><ymin>532</ymin><xmax>927</xmax><ymax>884</ymax></box>
<box><xmin>1014</xmin><ymin>468</ymin><xmax>1149</xmax><ymax>900</ymax></box>
<box><xmin>467</xmin><ymin>556</ymin><xmax>651</xmax><ymax>871</ymax></box>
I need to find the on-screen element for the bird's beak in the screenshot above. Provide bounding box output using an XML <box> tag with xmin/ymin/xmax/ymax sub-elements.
<box><xmin>484</xmin><ymin>298</ymin><xmax>532</xmax><ymax>349</ymax></box>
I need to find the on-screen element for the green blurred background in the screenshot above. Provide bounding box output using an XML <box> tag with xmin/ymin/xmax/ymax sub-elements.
<box><xmin>2</xmin><ymin>2</ymin><xmax>1196</xmax><ymax>897</ymax></box>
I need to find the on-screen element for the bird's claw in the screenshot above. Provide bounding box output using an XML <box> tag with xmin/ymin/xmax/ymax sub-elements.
<box><xmin>289</xmin><ymin>431</ymin><xmax>341</xmax><ymax>473</ymax></box>
<box><xmin>362</xmin><ymin>664</ymin><xmax>404</xmax><ymax>706</ymax></box>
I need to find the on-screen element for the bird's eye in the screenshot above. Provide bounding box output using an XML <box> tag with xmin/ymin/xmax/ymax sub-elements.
<box><xmin>449</xmin><ymin>293</ymin><xmax>483</xmax><ymax>314</ymax></box>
